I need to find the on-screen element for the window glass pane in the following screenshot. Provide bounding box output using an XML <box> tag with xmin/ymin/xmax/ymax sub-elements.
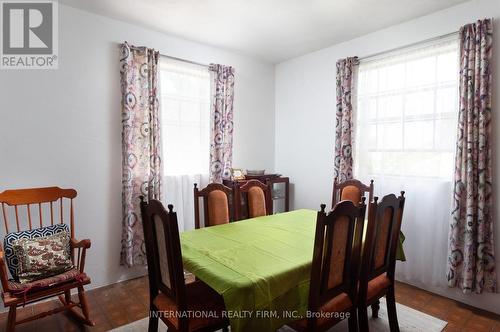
<box><xmin>364</xmin><ymin>69</ymin><xmax>379</xmax><ymax>94</ymax></box>
<box><xmin>436</xmin><ymin>87</ymin><xmax>457</xmax><ymax>114</ymax></box>
<box><xmin>437</xmin><ymin>52</ymin><xmax>458</xmax><ymax>83</ymax></box>
<box><xmin>378</xmin><ymin>95</ymin><xmax>403</xmax><ymax>119</ymax></box>
<box><xmin>160</xmin><ymin>58</ymin><xmax>210</xmax><ymax>176</ymax></box>
<box><xmin>435</xmin><ymin>118</ymin><xmax>457</xmax><ymax>150</ymax></box>
<box><xmin>406</xmin><ymin>56</ymin><xmax>436</xmax><ymax>87</ymax></box>
<box><xmin>367</xmin><ymin>124</ymin><xmax>377</xmax><ymax>150</ymax></box>
<box><xmin>163</xmin><ymin>98</ymin><xmax>181</xmax><ymax>122</ymax></box>
<box><xmin>180</xmin><ymin>100</ymin><xmax>203</xmax><ymax>123</ymax></box>
<box><xmin>377</xmin><ymin>123</ymin><xmax>402</xmax><ymax>150</ymax></box>
<box><xmin>405</xmin><ymin>90</ymin><xmax>434</xmax><ymax>117</ymax></box>
<box><xmin>358</xmin><ymin>97</ymin><xmax>377</xmax><ymax>120</ymax></box>
<box><xmin>379</xmin><ymin>63</ymin><xmax>405</xmax><ymax>92</ymax></box>
<box><xmin>404</xmin><ymin>120</ymin><xmax>433</xmax><ymax>150</ymax></box>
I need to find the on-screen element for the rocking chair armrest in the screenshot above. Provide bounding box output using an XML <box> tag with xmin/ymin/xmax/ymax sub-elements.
<box><xmin>0</xmin><ymin>247</ymin><xmax>11</xmax><ymax>293</ymax></box>
<box><xmin>70</xmin><ymin>238</ymin><xmax>91</xmax><ymax>273</ymax></box>
<box><xmin>71</xmin><ymin>238</ymin><xmax>91</xmax><ymax>249</ymax></box>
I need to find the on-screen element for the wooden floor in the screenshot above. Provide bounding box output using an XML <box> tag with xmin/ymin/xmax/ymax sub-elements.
<box><xmin>1</xmin><ymin>277</ymin><xmax>500</xmax><ymax>332</ymax></box>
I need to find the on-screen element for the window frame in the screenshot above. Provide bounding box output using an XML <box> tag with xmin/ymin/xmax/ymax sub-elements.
<box><xmin>354</xmin><ymin>37</ymin><xmax>460</xmax><ymax>179</ymax></box>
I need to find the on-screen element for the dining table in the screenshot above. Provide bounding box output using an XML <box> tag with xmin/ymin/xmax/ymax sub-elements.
<box><xmin>180</xmin><ymin>209</ymin><xmax>405</xmax><ymax>332</ymax></box>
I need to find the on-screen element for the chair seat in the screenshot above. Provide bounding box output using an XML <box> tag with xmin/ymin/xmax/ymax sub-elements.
<box><xmin>153</xmin><ymin>280</ymin><xmax>229</xmax><ymax>332</ymax></box>
<box><xmin>290</xmin><ymin>274</ymin><xmax>392</xmax><ymax>332</ymax></box>
<box><xmin>289</xmin><ymin>292</ymin><xmax>353</xmax><ymax>332</ymax></box>
<box><xmin>3</xmin><ymin>269</ymin><xmax>90</xmax><ymax>307</ymax></box>
<box><xmin>7</xmin><ymin>268</ymin><xmax>87</xmax><ymax>292</ymax></box>
<box><xmin>366</xmin><ymin>273</ymin><xmax>391</xmax><ymax>301</ymax></box>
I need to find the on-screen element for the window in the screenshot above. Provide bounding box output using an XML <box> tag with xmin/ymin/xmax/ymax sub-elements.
<box><xmin>355</xmin><ymin>38</ymin><xmax>459</xmax><ymax>179</ymax></box>
<box><xmin>159</xmin><ymin>57</ymin><xmax>210</xmax><ymax>176</ymax></box>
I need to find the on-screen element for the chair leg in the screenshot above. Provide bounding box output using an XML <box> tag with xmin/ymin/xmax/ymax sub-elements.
<box><xmin>348</xmin><ymin>309</ymin><xmax>358</xmax><ymax>332</ymax></box>
<box><xmin>64</xmin><ymin>289</ymin><xmax>71</xmax><ymax>303</ymax></box>
<box><xmin>6</xmin><ymin>305</ymin><xmax>16</xmax><ymax>332</ymax></box>
<box><xmin>386</xmin><ymin>286</ymin><xmax>400</xmax><ymax>332</ymax></box>
<box><xmin>148</xmin><ymin>313</ymin><xmax>159</xmax><ymax>332</ymax></box>
<box><xmin>358</xmin><ymin>305</ymin><xmax>369</xmax><ymax>332</ymax></box>
<box><xmin>64</xmin><ymin>286</ymin><xmax>95</xmax><ymax>326</ymax></box>
<box><xmin>77</xmin><ymin>286</ymin><xmax>95</xmax><ymax>326</ymax></box>
<box><xmin>371</xmin><ymin>299</ymin><xmax>380</xmax><ymax>318</ymax></box>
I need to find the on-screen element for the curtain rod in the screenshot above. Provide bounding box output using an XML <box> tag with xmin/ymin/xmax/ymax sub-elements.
<box><xmin>123</xmin><ymin>43</ymin><xmax>209</xmax><ymax>68</ymax></box>
<box><xmin>160</xmin><ymin>54</ymin><xmax>209</xmax><ymax>68</ymax></box>
<box><xmin>358</xmin><ymin>31</ymin><xmax>459</xmax><ymax>62</ymax></box>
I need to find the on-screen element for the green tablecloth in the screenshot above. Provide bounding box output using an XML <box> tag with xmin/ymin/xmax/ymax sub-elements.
<box><xmin>180</xmin><ymin>209</ymin><xmax>406</xmax><ymax>332</ymax></box>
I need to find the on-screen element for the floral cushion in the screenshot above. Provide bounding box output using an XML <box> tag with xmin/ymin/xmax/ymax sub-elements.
<box><xmin>4</xmin><ymin>224</ymin><xmax>69</xmax><ymax>279</ymax></box>
<box><xmin>12</xmin><ymin>231</ymin><xmax>73</xmax><ymax>284</ymax></box>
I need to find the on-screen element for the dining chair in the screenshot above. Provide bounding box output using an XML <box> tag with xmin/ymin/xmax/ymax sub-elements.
<box><xmin>357</xmin><ymin>192</ymin><xmax>406</xmax><ymax>332</ymax></box>
<box><xmin>331</xmin><ymin>178</ymin><xmax>374</xmax><ymax>209</ymax></box>
<box><xmin>0</xmin><ymin>187</ymin><xmax>93</xmax><ymax>332</ymax></box>
<box><xmin>235</xmin><ymin>179</ymin><xmax>272</xmax><ymax>220</ymax></box>
<box><xmin>193</xmin><ymin>183</ymin><xmax>234</xmax><ymax>229</ymax></box>
<box><xmin>140</xmin><ymin>197</ymin><xmax>230</xmax><ymax>332</ymax></box>
<box><xmin>290</xmin><ymin>199</ymin><xmax>367</xmax><ymax>332</ymax></box>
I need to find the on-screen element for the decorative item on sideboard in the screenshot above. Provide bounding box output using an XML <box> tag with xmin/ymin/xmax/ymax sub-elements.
<box><xmin>230</xmin><ymin>168</ymin><xmax>246</xmax><ymax>180</ymax></box>
<box><xmin>246</xmin><ymin>169</ymin><xmax>265</xmax><ymax>176</ymax></box>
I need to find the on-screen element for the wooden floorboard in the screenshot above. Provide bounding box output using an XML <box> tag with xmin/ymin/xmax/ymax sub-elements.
<box><xmin>1</xmin><ymin>277</ymin><xmax>499</xmax><ymax>331</ymax></box>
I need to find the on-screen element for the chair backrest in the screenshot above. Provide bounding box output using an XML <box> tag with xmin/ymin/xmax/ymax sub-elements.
<box><xmin>307</xmin><ymin>200</ymin><xmax>366</xmax><ymax>326</ymax></box>
<box><xmin>359</xmin><ymin>192</ymin><xmax>406</xmax><ymax>299</ymax></box>
<box><xmin>236</xmin><ymin>180</ymin><xmax>272</xmax><ymax>219</ymax></box>
<box><xmin>193</xmin><ymin>183</ymin><xmax>233</xmax><ymax>229</ymax></box>
<box><xmin>140</xmin><ymin>198</ymin><xmax>187</xmax><ymax>315</ymax></box>
<box><xmin>332</xmin><ymin>178</ymin><xmax>374</xmax><ymax>209</ymax></box>
<box><xmin>0</xmin><ymin>187</ymin><xmax>77</xmax><ymax>238</ymax></box>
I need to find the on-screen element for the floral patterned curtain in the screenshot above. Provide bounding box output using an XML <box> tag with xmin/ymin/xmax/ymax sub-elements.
<box><xmin>447</xmin><ymin>19</ymin><xmax>496</xmax><ymax>293</ymax></box>
<box><xmin>334</xmin><ymin>57</ymin><xmax>358</xmax><ymax>182</ymax></box>
<box><xmin>209</xmin><ymin>64</ymin><xmax>235</xmax><ymax>183</ymax></box>
<box><xmin>120</xmin><ymin>42</ymin><xmax>162</xmax><ymax>267</ymax></box>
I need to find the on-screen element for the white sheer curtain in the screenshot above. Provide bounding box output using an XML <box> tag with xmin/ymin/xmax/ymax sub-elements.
<box><xmin>160</xmin><ymin>57</ymin><xmax>210</xmax><ymax>231</ymax></box>
<box><xmin>354</xmin><ymin>37</ymin><xmax>459</xmax><ymax>287</ymax></box>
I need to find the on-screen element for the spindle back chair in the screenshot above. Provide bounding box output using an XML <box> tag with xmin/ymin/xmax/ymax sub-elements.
<box><xmin>0</xmin><ymin>187</ymin><xmax>77</xmax><ymax>238</ymax></box>
<box><xmin>0</xmin><ymin>187</ymin><xmax>93</xmax><ymax>332</ymax></box>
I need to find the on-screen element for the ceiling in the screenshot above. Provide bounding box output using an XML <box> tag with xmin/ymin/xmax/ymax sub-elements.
<box><xmin>60</xmin><ymin>0</ymin><xmax>468</xmax><ymax>63</ymax></box>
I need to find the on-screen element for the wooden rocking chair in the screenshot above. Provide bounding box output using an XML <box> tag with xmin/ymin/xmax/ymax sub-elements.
<box><xmin>0</xmin><ymin>187</ymin><xmax>93</xmax><ymax>331</ymax></box>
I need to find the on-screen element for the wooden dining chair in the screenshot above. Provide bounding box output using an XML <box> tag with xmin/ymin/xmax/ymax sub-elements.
<box><xmin>357</xmin><ymin>192</ymin><xmax>406</xmax><ymax>332</ymax></box>
<box><xmin>193</xmin><ymin>183</ymin><xmax>234</xmax><ymax>229</ymax></box>
<box><xmin>332</xmin><ymin>178</ymin><xmax>374</xmax><ymax>209</ymax></box>
<box><xmin>139</xmin><ymin>198</ymin><xmax>229</xmax><ymax>332</ymax></box>
<box><xmin>290</xmin><ymin>200</ymin><xmax>367</xmax><ymax>332</ymax></box>
<box><xmin>0</xmin><ymin>187</ymin><xmax>93</xmax><ymax>331</ymax></box>
<box><xmin>235</xmin><ymin>180</ymin><xmax>272</xmax><ymax>220</ymax></box>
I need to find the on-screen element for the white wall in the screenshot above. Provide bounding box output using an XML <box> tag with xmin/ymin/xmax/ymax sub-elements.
<box><xmin>0</xmin><ymin>3</ymin><xmax>275</xmax><ymax>298</ymax></box>
<box><xmin>275</xmin><ymin>0</ymin><xmax>500</xmax><ymax>314</ymax></box>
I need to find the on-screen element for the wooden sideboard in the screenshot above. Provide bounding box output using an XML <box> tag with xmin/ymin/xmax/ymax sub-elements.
<box><xmin>223</xmin><ymin>175</ymin><xmax>289</xmax><ymax>220</ymax></box>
